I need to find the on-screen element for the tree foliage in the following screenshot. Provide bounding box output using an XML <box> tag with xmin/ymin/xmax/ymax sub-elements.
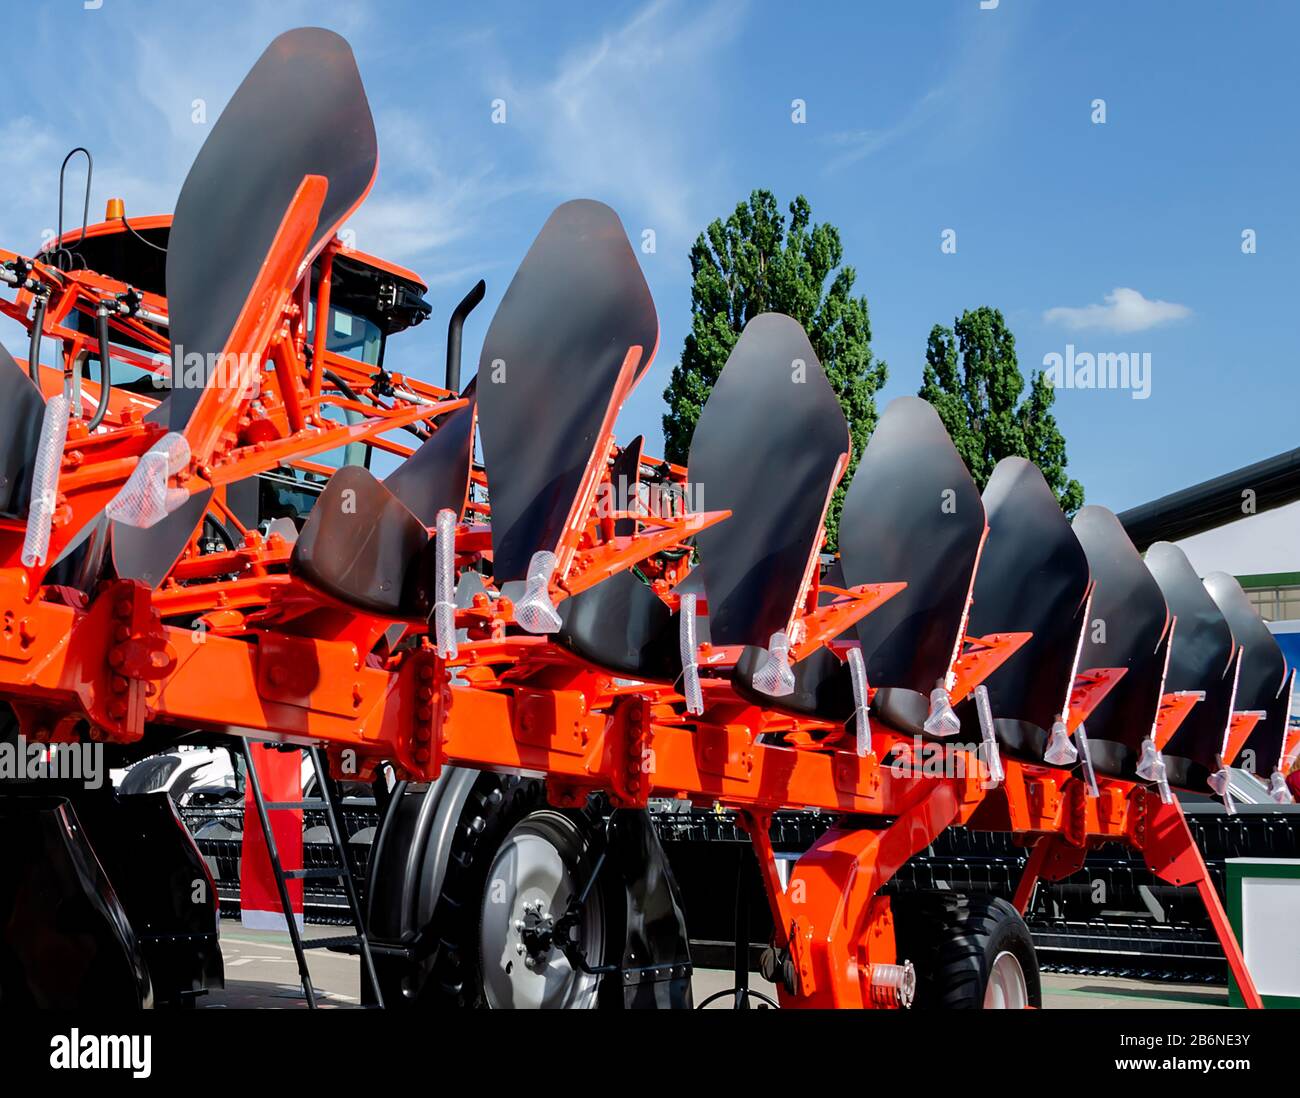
<box><xmin>919</xmin><ymin>306</ymin><xmax>1084</xmax><ymax>514</ymax></box>
<box><xmin>662</xmin><ymin>190</ymin><xmax>887</xmax><ymax>547</ymax></box>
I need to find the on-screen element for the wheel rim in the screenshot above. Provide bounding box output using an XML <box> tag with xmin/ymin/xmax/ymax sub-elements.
<box><xmin>983</xmin><ymin>950</ymin><xmax>1029</xmax><ymax>1009</ymax></box>
<box><xmin>479</xmin><ymin>818</ymin><xmax>604</xmax><ymax>1009</ymax></box>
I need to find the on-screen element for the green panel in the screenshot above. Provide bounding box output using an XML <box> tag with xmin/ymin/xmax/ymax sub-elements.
<box><xmin>1235</xmin><ymin>572</ymin><xmax>1300</xmax><ymax>590</ymax></box>
<box><xmin>1226</xmin><ymin>860</ymin><xmax>1300</xmax><ymax>1009</ymax></box>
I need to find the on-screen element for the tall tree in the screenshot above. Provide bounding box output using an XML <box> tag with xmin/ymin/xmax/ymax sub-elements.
<box><xmin>920</xmin><ymin>306</ymin><xmax>1084</xmax><ymax>514</ymax></box>
<box><xmin>662</xmin><ymin>190</ymin><xmax>886</xmax><ymax>548</ymax></box>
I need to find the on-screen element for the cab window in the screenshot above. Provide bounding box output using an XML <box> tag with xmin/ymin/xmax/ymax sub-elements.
<box><xmin>307</xmin><ymin>302</ymin><xmax>383</xmax><ymax>366</ymax></box>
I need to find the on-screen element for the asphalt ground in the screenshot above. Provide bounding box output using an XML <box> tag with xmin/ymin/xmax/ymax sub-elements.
<box><xmin>201</xmin><ymin>919</ymin><xmax>1230</xmax><ymax>1010</ymax></box>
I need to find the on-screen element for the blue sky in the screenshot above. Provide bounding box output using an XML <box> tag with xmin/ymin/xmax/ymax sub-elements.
<box><xmin>2</xmin><ymin>0</ymin><xmax>1297</xmax><ymax>511</ymax></box>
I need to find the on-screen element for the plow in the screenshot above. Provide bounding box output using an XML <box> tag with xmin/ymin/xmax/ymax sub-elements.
<box><xmin>0</xmin><ymin>27</ymin><xmax>1296</xmax><ymax>1011</ymax></box>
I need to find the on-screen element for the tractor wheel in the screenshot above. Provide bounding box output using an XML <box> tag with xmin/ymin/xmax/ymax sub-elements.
<box><xmin>892</xmin><ymin>891</ymin><xmax>1041</xmax><ymax>1009</ymax></box>
<box><xmin>378</xmin><ymin>773</ymin><xmax>618</xmax><ymax>1008</ymax></box>
<box><xmin>477</xmin><ymin>808</ymin><xmax>612</xmax><ymax>1008</ymax></box>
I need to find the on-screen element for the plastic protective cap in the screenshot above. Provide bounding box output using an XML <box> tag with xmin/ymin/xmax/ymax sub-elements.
<box><xmin>678</xmin><ymin>592</ymin><xmax>703</xmax><ymax>715</ymax></box>
<box><xmin>922</xmin><ymin>685</ymin><xmax>962</xmax><ymax>738</ymax></box>
<box><xmin>513</xmin><ymin>550</ymin><xmax>562</xmax><ymax>634</ymax></box>
<box><xmin>1268</xmin><ymin>770</ymin><xmax>1295</xmax><ymax>805</ymax></box>
<box><xmin>21</xmin><ymin>394</ymin><xmax>71</xmax><ymax>567</ymax></box>
<box><xmin>1207</xmin><ymin>765</ymin><xmax>1235</xmax><ymax>815</ymax></box>
<box><xmin>105</xmin><ymin>431</ymin><xmax>192</xmax><ymax>529</ymax></box>
<box><xmin>1135</xmin><ymin>737</ymin><xmax>1163</xmax><ymax>782</ymax></box>
<box><xmin>1135</xmin><ymin>738</ymin><xmax>1173</xmax><ymax>803</ymax></box>
<box><xmin>1043</xmin><ymin>717</ymin><xmax>1079</xmax><ymax>766</ymax></box>
<box><xmin>750</xmin><ymin>631</ymin><xmax>795</xmax><ymax>697</ymax></box>
<box><xmin>433</xmin><ymin>509</ymin><xmax>458</xmax><ymax>660</ymax></box>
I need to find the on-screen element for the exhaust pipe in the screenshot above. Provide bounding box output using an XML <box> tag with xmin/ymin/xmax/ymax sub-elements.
<box><xmin>445</xmin><ymin>279</ymin><xmax>485</xmax><ymax>393</ymax></box>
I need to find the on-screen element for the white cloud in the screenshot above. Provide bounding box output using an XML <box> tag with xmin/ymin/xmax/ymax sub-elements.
<box><xmin>495</xmin><ymin>0</ymin><xmax>746</xmax><ymax>244</ymax></box>
<box><xmin>824</xmin><ymin>7</ymin><xmax>1023</xmax><ymax>176</ymax></box>
<box><xmin>0</xmin><ymin>117</ymin><xmax>65</xmax><ymax>250</ymax></box>
<box><xmin>1043</xmin><ymin>287</ymin><xmax>1192</xmax><ymax>333</ymax></box>
<box><xmin>825</xmin><ymin>89</ymin><xmax>945</xmax><ymax>172</ymax></box>
<box><xmin>344</xmin><ymin>109</ymin><xmax>525</xmax><ymax>271</ymax></box>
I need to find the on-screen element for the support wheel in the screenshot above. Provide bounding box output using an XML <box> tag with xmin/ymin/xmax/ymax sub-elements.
<box><xmin>892</xmin><ymin>892</ymin><xmax>1040</xmax><ymax>1009</ymax></box>
<box><xmin>479</xmin><ymin>809</ymin><xmax>608</xmax><ymax>1009</ymax></box>
<box><xmin>377</xmin><ymin>774</ymin><xmax>618</xmax><ymax>1008</ymax></box>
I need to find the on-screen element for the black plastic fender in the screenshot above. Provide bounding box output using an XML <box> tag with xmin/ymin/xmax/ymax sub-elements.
<box><xmin>0</xmin><ymin>795</ymin><xmax>153</xmax><ymax>1008</ymax></box>
<box><xmin>604</xmin><ymin>808</ymin><xmax>694</xmax><ymax>1009</ymax></box>
<box><xmin>75</xmin><ymin>792</ymin><xmax>224</xmax><ymax>1005</ymax></box>
<box><xmin>365</xmin><ymin>766</ymin><xmax>484</xmax><ymax>952</ymax></box>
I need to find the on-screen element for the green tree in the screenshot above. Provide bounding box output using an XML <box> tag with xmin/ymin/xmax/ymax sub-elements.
<box><xmin>662</xmin><ymin>190</ymin><xmax>887</xmax><ymax>548</ymax></box>
<box><xmin>920</xmin><ymin>306</ymin><xmax>1084</xmax><ymax>514</ymax></box>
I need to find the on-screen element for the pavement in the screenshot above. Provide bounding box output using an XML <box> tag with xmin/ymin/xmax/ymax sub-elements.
<box><xmin>201</xmin><ymin>919</ymin><xmax>1231</xmax><ymax>1010</ymax></box>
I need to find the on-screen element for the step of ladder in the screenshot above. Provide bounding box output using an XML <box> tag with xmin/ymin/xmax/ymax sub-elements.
<box><xmin>282</xmin><ymin>867</ymin><xmax>345</xmax><ymax>880</ymax></box>
<box><xmin>303</xmin><ymin>934</ymin><xmax>364</xmax><ymax>951</ymax></box>
<box><xmin>240</xmin><ymin>742</ymin><xmax>385</xmax><ymax>1009</ymax></box>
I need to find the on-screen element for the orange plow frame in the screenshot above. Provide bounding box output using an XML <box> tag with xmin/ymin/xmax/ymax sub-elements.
<box><xmin>0</xmin><ymin>565</ymin><xmax>1265</xmax><ymax>1008</ymax></box>
<box><xmin>0</xmin><ymin>130</ymin><xmax>1272</xmax><ymax>1009</ymax></box>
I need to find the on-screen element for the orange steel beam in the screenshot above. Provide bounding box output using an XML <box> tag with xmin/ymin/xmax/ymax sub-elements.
<box><xmin>780</xmin><ymin>781</ymin><xmax>965</xmax><ymax>1007</ymax></box>
<box><xmin>1128</xmin><ymin>790</ymin><xmax>1263</xmax><ymax>1009</ymax></box>
<box><xmin>1223</xmin><ymin>710</ymin><xmax>1265</xmax><ymax>767</ymax></box>
<box><xmin>554</xmin><ymin>346</ymin><xmax>643</xmax><ymax>582</ymax></box>
<box><xmin>0</xmin><ymin>568</ymin><xmax>1267</xmax><ymax>1009</ymax></box>
<box><xmin>1152</xmin><ymin>689</ymin><xmax>1203</xmax><ymax>749</ymax></box>
<box><xmin>1067</xmin><ymin>667</ymin><xmax>1128</xmax><ymax>732</ymax></box>
<box><xmin>183</xmin><ymin>175</ymin><xmax>328</xmax><ymax>465</ymax></box>
<box><xmin>309</xmin><ymin>243</ymin><xmax>336</xmax><ymax>405</ymax></box>
<box><xmin>789</xmin><ymin>582</ymin><xmax>907</xmax><ymax>661</ymax></box>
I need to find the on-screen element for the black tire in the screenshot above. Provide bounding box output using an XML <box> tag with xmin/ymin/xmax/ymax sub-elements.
<box><xmin>892</xmin><ymin>891</ymin><xmax>1041</xmax><ymax>1009</ymax></box>
<box><xmin>376</xmin><ymin>774</ymin><xmax>619</xmax><ymax>1008</ymax></box>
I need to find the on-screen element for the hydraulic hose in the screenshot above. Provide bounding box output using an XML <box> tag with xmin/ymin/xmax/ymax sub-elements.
<box><xmin>324</xmin><ymin>368</ymin><xmax>427</xmax><ymax>442</ymax></box>
<box><xmin>87</xmin><ymin>307</ymin><xmax>113</xmax><ymax>432</ymax></box>
<box><xmin>28</xmin><ymin>294</ymin><xmax>46</xmax><ymax>384</ymax></box>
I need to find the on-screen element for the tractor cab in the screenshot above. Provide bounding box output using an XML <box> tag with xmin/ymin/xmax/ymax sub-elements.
<box><xmin>46</xmin><ymin>203</ymin><xmax>431</xmax><ymax>373</ymax></box>
<box><xmin>36</xmin><ymin>202</ymin><xmax>437</xmax><ymax>536</ymax></box>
